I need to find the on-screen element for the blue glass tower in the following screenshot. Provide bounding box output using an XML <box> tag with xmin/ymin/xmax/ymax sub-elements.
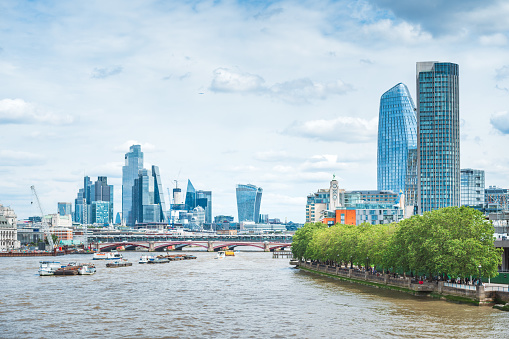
<box><xmin>122</xmin><ymin>145</ymin><xmax>144</xmax><ymax>225</ymax></box>
<box><xmin>377</xmin><ymin>83</ymin><xmax>418</xmax><ymax>210</ymax></box>
<box><xmin>185</xmin><ymin>180</ymin><xmax>196</xmax><ymax>211</ymax></box>
<box><xmin>416</xmin><ymin>62</ymin><xmax>460</xmax><ymax>213</ymax></box>
<box><xmin>236</xmin><ymin>184</ymin><xmax>262</xmax><ymax>222</ymax></box>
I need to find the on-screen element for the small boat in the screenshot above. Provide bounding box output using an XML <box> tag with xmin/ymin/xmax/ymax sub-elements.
<box><xmin>78</xmin><ymin>264</ymin><xmax>96</xmax><ymax>275</ymax></box>
<box><xmin>183</xmin><ymin>254</ymin><xmax>197</xmax><ymax>260</ymax></box>
<box><xmin>139</xmin><ymin>255</ymin><xmax>155</xmax><ymax>264</ymax></box>
<box><xmin>225</xmin><ymin>250</ymin><xmax>235</xmax><ymax>256</ymax></box>
<box><xmin>93</xmin><ymin>250</ymin><xmax>123</xmax><ymax>260</ymax></box>
<box><xmin>54</xmin><ymin>266</ymin><xmax>79</xmax><ymax>275</ymax></box>
<box><xmin>106</xmin><ymin>259</ymin><xmax>133</xmax><ymax>268</ymax></box>
<box><xmin>39</xmin><ymin>261</ymin><xmax>64</xmax><ymax>276</ymax></box>
<box><xmin>216</xmin><ymin>251</ymin><xmax>225</xmax><ymax>259</ymax></box>
<box><xmin>147</xmin><ymin>256</ymin><xmax>170</xmax><ymax>264</ymax></box>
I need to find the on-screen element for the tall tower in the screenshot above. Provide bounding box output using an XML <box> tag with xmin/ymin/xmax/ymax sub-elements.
<box><xmin>416</xmin><ymin>62</ymin><xmax>460</xmax><ymax>214</ymax></box>
<box><xmin>236</xmin><ymin>184</ymin><xmax>262</xmax><ymax>222</ymax></box>
<box><xmin>329</xmin><ymin>176</ymin><xmax>341</xmax><ymax>210</ymax></box>
<box><xmin>122</xmin><ymin>145</ymin><xmax>144</xmax><ymax>225</ymax></box>
<box><xmin>377</xmin><ymin>83</ymin><xmax>418</xmax><ymax>213</ymax></box>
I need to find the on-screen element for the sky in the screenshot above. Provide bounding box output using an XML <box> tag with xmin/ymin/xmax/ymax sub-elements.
<box><xmin>1</xmin><ymin>0</ymin><xmax>509</xmax><ymax>223</ymax></box>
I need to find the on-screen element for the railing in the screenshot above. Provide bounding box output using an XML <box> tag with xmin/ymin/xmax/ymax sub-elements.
<box><xmin>485</xmin><ymin>285</ymin><xmax>509</xmax><ymax>292</ymax></box>
<box><xmin>444</xmin><ymin>282</ymin><xmax>477</xmax><ymax>290</ymax></box>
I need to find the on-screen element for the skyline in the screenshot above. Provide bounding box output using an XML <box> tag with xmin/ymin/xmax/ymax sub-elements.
<box><xmin>1</xmin><ymin>1</ymin><xmax>509</xmax><ymax>222</ymax></box>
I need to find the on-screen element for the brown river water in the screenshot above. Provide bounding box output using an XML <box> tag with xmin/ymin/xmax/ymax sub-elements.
<box><xmin>1</xmin><ymin>251</ymin><xmax>508</xmax><ymax>338</ymax></box>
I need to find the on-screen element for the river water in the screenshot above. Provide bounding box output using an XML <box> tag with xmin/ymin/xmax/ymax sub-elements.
<box><xmin>1</xmin><ymin>251</ymin><xmax>508</xmax><ymax>338</ymax></box>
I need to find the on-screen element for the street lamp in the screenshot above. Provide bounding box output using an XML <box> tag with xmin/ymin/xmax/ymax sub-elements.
<box><xmin>478</xmin><ymin>264</ymin><xmax>482</xmax><ymax>286</ymax></box>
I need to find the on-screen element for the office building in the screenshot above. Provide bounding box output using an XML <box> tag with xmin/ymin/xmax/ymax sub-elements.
<box><xmin>185</xmin><ymin>180</ymin><xmax>196</xmax><ymax>211</ymax></box>
<box><xmin>74</xmin><ymin>176</ymin><xmax>114</xmax><ymax>225</ymax></box>
<box><xmin>416</xmin><ymin>62</ymin><xmax>460</xmax><ymax>213</ymax></box>
<box><xmin>485</xmin><ymin>186</ymin><xmax>509</xmax><ymax>213</ymax></box>
<box><xmin>58</xmin><ymin>202</ymin><xmax>72</xmax><ymax>216</ymax></box>
<box><xmin>131</xmin><ymin>166</ymin><xmax>167</xmax><ymax>224</ymax></box>
<box><xmin>236</xmin><ymin>184</ymin><xmax>262</xmax><ymax>223</ymax></box>
<box><xmin>460</xmin><ymin>169</ymin><xmax>485</xmax><ymax>208</ymax></box>
<box><xmin>0</xmin><ymin>204</ymin><xmax>19</xmax><ymax>250</ymax></box>
<box><xmin>196</xmin><ymin>190</ymin><xmax>212</xmax><ymax>223</ymax></box>
<box><xmin>122</xmin><ymin>145</ymin><xmax>144</xmax><ymax>225</ymax></box>
<box><xmin>377</xmin><ymin>83</ymin><xmax>418</xmax><ymax>215</ymax></box>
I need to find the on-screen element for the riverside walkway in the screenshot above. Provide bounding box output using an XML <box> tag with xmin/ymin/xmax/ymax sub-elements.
<box><xmin>296</xmin><ymin>260</ymin><xmax>508</xmax><ymax>306</ymax></box>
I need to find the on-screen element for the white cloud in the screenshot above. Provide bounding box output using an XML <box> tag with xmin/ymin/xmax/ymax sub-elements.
<box><xmin>480</xmin><ymin>33</ymin><xmax>508</xmax><ymax>46</ymax></box>
<box><xmin>361</xmin><ymin>19</ymin><xmax>432</xmax><ymax>44</ymax></box>
<box><xmin>91</xmin><ymin>65</ymin><xmax>123</xmax><ymax>79</ymax></box>
<box><xmin>210</xmin><ymin>68</ymin><xmax>353</xmax><ymax>103</ymax></box>
<box><xmin>0</xmin><ymin>99</ymin><xmax>74</xmax><ymax>125</ymax></box>
<box><xmin>491</xmin><ymin>111</ymin><xmax>509</xmax><ymax>134</ymax></box>
<box><xmin>284</xmin><ymin>116</ymin><xmax>378</xmax><ymax>143</ymax></box>
<box><xmin>254</xmin><ymin>150</ymin><xmax>302</xmax><ymax>162</ymax></box>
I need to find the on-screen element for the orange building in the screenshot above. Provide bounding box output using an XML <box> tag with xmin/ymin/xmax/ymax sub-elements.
<box><xmin>321</xmin><ymin>208</ymin><xmax>357</xmax><ymax>226</ymax></box>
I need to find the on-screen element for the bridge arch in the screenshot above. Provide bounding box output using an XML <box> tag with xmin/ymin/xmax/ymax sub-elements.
<box><xmin>99</xmin><ymin>242</ymin><xmax>149</xmax><ymax>252</ymax></box>
<box><xmin>153</xmin><ymin>242</ymin><xmax>209</xmax><ymax>251</ymax></box>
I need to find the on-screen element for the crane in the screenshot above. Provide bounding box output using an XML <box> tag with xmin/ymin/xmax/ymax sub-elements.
<box><xmin>30</xmin><ymin>185</ymin><xmax>55</xmax><ymax>251</ymax></box>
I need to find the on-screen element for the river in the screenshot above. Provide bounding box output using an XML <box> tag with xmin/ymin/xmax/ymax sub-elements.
<box><xmin>1</xmin><ymin>251</ymin><xmax>507</xmax><ymax>338</ymax></box>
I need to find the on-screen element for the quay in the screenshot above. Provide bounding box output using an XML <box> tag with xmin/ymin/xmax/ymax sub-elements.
<box><xmin>0</xmin><ymin>251</ymin><xmax>65</xmax><ymax>257</ymax></box>
<box><xmin>273</xmin><ymin>251</ymin><xmax>293</xmax><ymax>259</ymax></box>
<box><xmin>295</xmin><ymin>260</ymin><xmax>509</xmax><ymax>306</ymax></box>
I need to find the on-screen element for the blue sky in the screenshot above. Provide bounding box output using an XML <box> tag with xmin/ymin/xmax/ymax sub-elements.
<box><xmin>1</xmin><ymin>0</ymin><xmax>509</xmax><ymax>222</ymax></box>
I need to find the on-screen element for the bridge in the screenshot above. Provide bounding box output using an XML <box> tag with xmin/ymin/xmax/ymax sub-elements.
<box><xmin>94</xmin><ymin>240</ymin><xmax>292</xmax><ymax>252</ymax></box>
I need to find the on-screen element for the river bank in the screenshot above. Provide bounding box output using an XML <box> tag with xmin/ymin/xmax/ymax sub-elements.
<box><xmin>296</xmin><ymin>260</ymin><xmax>509</xmax><ymax>307</ymax></box>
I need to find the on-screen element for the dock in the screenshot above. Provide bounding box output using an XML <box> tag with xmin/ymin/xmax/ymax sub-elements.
<box><xmin>273</xmin><ymin>251</ymin><xmax>293</xmax><ymax>259</ymax></box>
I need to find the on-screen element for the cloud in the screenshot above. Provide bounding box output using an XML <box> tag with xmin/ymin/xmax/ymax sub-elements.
<box><xmin>91</xmin><ymin>65</ymin><xmax>123</xmax><ymax>79</ymax></box>
<box><xmin>495</xmin><ymin>65</ymin><xmax>509</xmax><ymax>81</ymax></box>
<box><xmin>253</xmin><ymin>7</ymin><xmax>284</xmax><ymax>20</ymax></box>
<box><xmin>480</xmin><ymin>33</ymin><xmax>508</xmax><ymax>46</ymax></box>
<box><xmin>210</xmin><ymin>68</ymin><xmax>266</xmax><ymax>93</ymax></box>
<box><xmin>491</xmin><ymin>111</ymin><xmax>509</xmax><ymax>134</ymax></box>
<box><xmin>361</xmin><ymin>19</ymin><xmax>431</xmax><ymax>43</ymax></box>
<box><xmin>0</xmin><ymin>99</ymin><xmax>74</xmax><ymax>125</ymax></box>
<box><xmin>210</xmin><ymin>68</ymin><xmax>353</xmax><ymax>103</ymax></box>
<box><xmin>283</xmin><ymin>116</ymin><xmax>378</xmax><ymax>143</ymax></box>
<box><xmin>0</xmin><ymin>150</ymin><xmax>46</xmax><ymax>166</ymax></box>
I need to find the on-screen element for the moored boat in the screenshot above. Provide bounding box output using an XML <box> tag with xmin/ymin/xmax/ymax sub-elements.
<box><xmin>147</xmin><ymin>256</ymin><xmax>170</xmax><ymax>264</ymax></box>
<box><xmin>39</xmin><ymin>261</ymin><xmax>64</xmax><ymax>276</ymax></box>
<box><xmin>139</xmin><ymin>255</ymin><xmax>155</xmax><ymax>264</ymax></box>
<box><xmin>93</xmin><ymin>250</ymin><xmax>123</xmax><ymax>260</ymax></box>
<box><xmin>106</xmin><ymin>259</ymin><xmax>133</xmax><ymax>268</ymax></box>
<box><xmin>216</xmin><ymin>251</ymin><xmax>225</xmax><ymax>259</ymax></box>
<box><xmin>78</xmin><ymin>264</ymin><xmax>96</xmax><ymax>275</ymax></box>
<box><xmin>225</xmin><ymin>250</ymin><xmax>235</xmax><ymax>256</ymax></box>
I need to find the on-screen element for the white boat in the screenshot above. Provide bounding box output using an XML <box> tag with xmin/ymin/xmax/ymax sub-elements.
<box><xmin>78</xmin><ymin>264</ymin><xmax>96</xmax><ymax>275</ymax></box>
<box><xmin>139</xmin><ymin>255</ymin><xmax>155</xmax><ymax>264</ymax></box>
<box><xmin>216</xmin><ymin>251</ymin><xmax>225</xmax><ymax>259</ymax></box>
<box><xmin>39</xmin><ymin>261</ymin><xmax>64</xmax><ymax>276</ymax></box>
<box><xmin>93</xmin><ymin>250</ymin><xmax>123</xmax><ymax>260</ymax></box>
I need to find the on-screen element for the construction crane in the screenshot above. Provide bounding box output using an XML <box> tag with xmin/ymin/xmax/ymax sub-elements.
<box><xmin>30</xmin><ymin>185</ymin><xmax>55</xmax><ymax>251</ymax></box>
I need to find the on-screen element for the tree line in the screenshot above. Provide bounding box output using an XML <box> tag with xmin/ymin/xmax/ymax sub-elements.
<box><xmin>292</xmin><ymin>206</ymin><xmax>502</xmax><ymax>279</ymax></box>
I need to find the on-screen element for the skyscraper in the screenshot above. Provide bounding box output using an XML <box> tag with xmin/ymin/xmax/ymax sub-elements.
<box><xmin>196</xmin><ymin>190</ymin><xmax>212</xmax><ymax>223</ymax></box>
<box><xmin>416</xmin><ymin>62</ymin><xmax>460</xmax><ymax>214</ymax></box>
<box><xmin>377</xmin><ymin>83</ymin><xmax>418</xmax><ymax>213</ymax></box>
<box><xmin>57</xmin><ymin>202</ymin><xmax>72</xmax><ymax>216</ymax></box>
<box><xmin>122</xmin><ymin>145</ymin><xmax>144</xmax><ymax>225</ymax></box>
<box><xmin>460</xmin><ymin>168</ymin><xmax>485</xmax><ymax>208</ymax></box>
<box><xmin>236</xmin><ymin>184</ymin><xmax>262</xmax><ymax>222</ymax></box>
<box><xmin>185</xmin><ymin>179</ymin><xmax>196</xmax><ymax>211</ymax></box>
<box><xmin>131</xmin><ymin>166</ymin><xmax>167</xmax><ymax>224</ymax></box>
<box><xmin>74</xmin><ymin>176</ymin><xmax>114</xmax><ymax>224</ymax></box>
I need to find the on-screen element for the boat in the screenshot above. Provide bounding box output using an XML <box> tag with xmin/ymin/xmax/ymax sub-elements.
<box><xmin>39</xmin><ymin>261</ymin><xmax>64</xmax><ymax>276</ymax></box>
<box><xmin>225</xmin><ymin>250</ymin><xmax>235</xmax><ymax>256</ymax></box>
<box><xmin>216</xmin><ymin>251</ymin><xmax>225</xmax><ymax>259</ymax></box>
<box><xmin>106</xmin><ymin>259</ymin><xmax>133</xmax><ymax>268</ymax></box>
<box><xmin>147</xmin><ymin>256</ymin><xmax>170</xmax><ymax>264</ymax></box>
<box><xmin>183</xmin><ymin>254</ymin><xmax>197</xmax><ymax>260</ymax></box>
<box><xmin>54</xmin><ymin>267</ymin><xmax>79</xmax><ymax>275</ymax></box>
<box><xmin>139</xmin><ymin>255</ymin><xmax>155</xmax><ymax>264</ymax></box>
<box><xmin>93</xmin><ymin>250</ymin><xmax>123</xmax><ymax>260</ymax></box>
<box><xmin>78</xmin><ymin>264</ymin><xmax>96</xmax><ymax>275</ymax></box>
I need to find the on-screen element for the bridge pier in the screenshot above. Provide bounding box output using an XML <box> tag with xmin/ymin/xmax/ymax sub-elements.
<box><xmin>207</xmin><ymin>241</ymin><xmax>214</xmax><ymax>252</ymax></box>
<box><xmin>148</xmin><ymin>241</ymin><xmax>155</xmax><ymax>252</ymax></box>
<box><xmin>264</xmin><ymin>242</ymin><xmax>270</xmax><ymax>252</ymax></box>
<box><xmin>94</xmin><ymin>243</ymin><xmax>100</xmax><ymax>252</ymax></box>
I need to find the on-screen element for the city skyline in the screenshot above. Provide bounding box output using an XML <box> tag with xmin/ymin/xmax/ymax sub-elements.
<box><xmin>1</xmin><ymin>1</ymin><xmax>509</xmax><ymax>222</ymax></box>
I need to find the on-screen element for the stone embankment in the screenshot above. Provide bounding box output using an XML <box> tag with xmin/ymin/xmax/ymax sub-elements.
<box><xmin>296</xmin><ymin>260</ymin><xmax>509</xmax><ymax>306</ymax></box>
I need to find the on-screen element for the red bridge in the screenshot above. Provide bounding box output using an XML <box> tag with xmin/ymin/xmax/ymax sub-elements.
<box><xmin>94</xmin><ymin>241</ymin><xmax>291</xmax><ymax>252</ymax></box>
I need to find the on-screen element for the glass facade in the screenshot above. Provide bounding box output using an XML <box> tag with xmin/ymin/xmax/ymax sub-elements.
<box><xmin>377</xmin><ymin>83</ymin><xmax>417</xmax><ymax>209</ymax></box>
<box><xmin>152</xmin><ymin>166</ymin><xmax>167</xmax><ymax>222</ymax></box>
<box><xmin>485</xmin><ymin>186</ymin><xmax>509</xmax><ymax>213</ymax></box>
<box><xmin>416</xmin><ymin>62</ymin><xmax>460</xmax><ymax>213</ymax></box>
<box><xmin>122</xmin><ymin>145</ymin><xmax>144</xmax><ymax>225</ymax></box>
<box><xmin>236</xmin><ymin>184</ymin><xmax>262</xmax><ymax>222</ymax></box>
<box><xmin>460</xmin><ymin>169</ymin><xmax>485</xmax><ymax>207</ymax></box>
<box><xmin>185</xmin><ymin>180</ymin><xmax>196</xmax><ymax>211</ymax></box>
<box><xmin>196</xmin><ymin>190</ymin><xmax>212</xmax><ymax>223</ymax></box>
<box><xmin>58</xmin><ymin>202</ymin><xmax>72</xmax><ymax>216</ymax></box>
<box><xmin>131</xmin><ymin>166</ymin><xmax>166</xmax><ymax>224</ymax></box>
<box><xmin>91</xmin><ymin>201</ymin><xmax>110</xmax><ymax>225</ymax></box>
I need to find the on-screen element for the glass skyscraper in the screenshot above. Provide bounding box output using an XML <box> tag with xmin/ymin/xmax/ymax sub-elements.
<box><xmin>196</xmin><ymin>190</ymin><xmax>212</xmax><ymax>224</ymax></box>
<box><xmin>377</xmin><ymin>83</ymin><xmax>418</xmax><ymax>211</ymax></box>
<box><xmin>416</xmin><ymin>62</ymin><xmax>460</xmax><ymax>213</ymax></box>
<box><xmin>131</xmin><ymin>166</ymin><xmax>167</xmax><ymax>224</ymax></box>
<box><xmin>122</xmin><ymin>145</ymin><xmax>144</xmax><ymax>225</ymax></box>
<box><xmin>185</xmin><ymin>179</ymin><xmax>196</xmax><ymax>211</ymax></box>
<box><xmin>236</xmin><ymin>184</ymin><xmax>262</xmax><ymax>222</ymax></box>
<box><xmin>460</xmin><ymin>168</ymin><xmax>485</xmax><ymax>207</ymax></box>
